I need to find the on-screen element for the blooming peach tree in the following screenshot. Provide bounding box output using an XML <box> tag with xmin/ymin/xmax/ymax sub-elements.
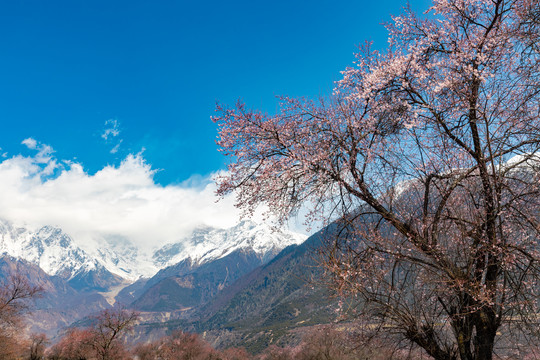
<box><xmin>214</xmin><ymin>1</ymin><xmax>540</xmax><ymax>359</ymax></box>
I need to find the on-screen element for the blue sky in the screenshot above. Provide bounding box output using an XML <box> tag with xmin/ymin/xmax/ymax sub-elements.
<box><xmin>0</xmin><ymin>1</ymin><xmax>433</xmax><ymax>245</ymax></box>
<box><xmin>0</xmin><ymin>0</ymin><xmax>431</xmax><ymax>185</ymax></box>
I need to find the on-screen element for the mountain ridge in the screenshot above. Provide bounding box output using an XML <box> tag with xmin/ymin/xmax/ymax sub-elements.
<box><xmin>0</xmin><ymin>218</ymin><xmax>306</xmax><ymax>287</ymax></box>
<box><xmin>0</xmin><ymin>218</ymin><xmax>311</xmax><ymax>342</ymax></box>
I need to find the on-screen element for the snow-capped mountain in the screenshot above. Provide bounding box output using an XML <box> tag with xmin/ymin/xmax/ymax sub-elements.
<box><xmin>0</xmin><ymin>220</ymin><xmax>101</xmax><ymax>279</ymax></box>
<box><xmin>152</xmin><ymin>220</ymin><xmax>306</xmax><ymax>269</ymax></box>
<box><xmin>116</xmin><ymin>221</ymin><xmax>306</xmax><ymax>310</ymax></box>
<box><xmin>77</xmin><ymin>233</ymin><xmax>155</xmax><ymax>281</ymax></box>
<box><xmin>0</xmin><ymin>218</ymin><xmax>306</xmax><ymax>287</ymax></box>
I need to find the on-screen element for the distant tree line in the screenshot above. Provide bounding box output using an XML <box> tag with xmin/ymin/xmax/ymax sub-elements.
<box><xmin>6</xmin><ymin>316</ymin><xmax>540</xmax><ymax>359</ymax></box>
<box><xmin>1</xmin><ymin>268</ymin><xmax>539</xmax><ymax>359</ymax></box>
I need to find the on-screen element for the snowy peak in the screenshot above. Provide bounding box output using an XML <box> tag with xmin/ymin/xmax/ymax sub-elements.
<box><xmin>0</xmin><ymin>218</ymin><xmax>307</xmax><ymax>286</ymax></box>
<box><xmin>152</xmin><ymin>220</ymin><xmax>306</xmax><ymax>269</ymax></box>
<box><xmin>0</xmin><ymin>220</ymin><xmax>99</xmax><ymax>279</ymax></box>
<box><xmin>81</xmin><ymin>234</ymin><xmax>150</xmax><ymax>280</ymax></box>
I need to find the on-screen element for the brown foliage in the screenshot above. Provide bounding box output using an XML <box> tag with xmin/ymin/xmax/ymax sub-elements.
<box><xmin>256</xmin><ymin>345</ymin><xmax>296</xmax><ymax>360</ymax></box>
<box><xmin>143</xmin><ymin>330</ymin><xmax>216</xmax><ymax>360</ymax></box>
<box><xmin>0</xmin><ymin>332</ymin><xmax>25</xmax><ymax>360</ymax></box>
<box><xmin>46</xmin><ymin>307</ymin><xmax>138</xmax><ymax>360</ymax></box>
<box><xmin>46</xmin><ymin>328</ymin><xmax>95</xmax><ymax>360</ymax></box>
<box><xmin>0</xmin><ymin>272</ymin><xmax>42</xmax><ymax>327</ymax></box>
<box><xmin>27</xmin><ymin>333</ymin><xmax>48</xmax><ymax>360</ymax></box>
<box><xmin>132</xmin><ymin>330</ymin><xmax>251</xmax><ymax>360</ymax></box>
<box><xmin>131</xmin><ymin>342</ymin><xmax>161</xmax><ymax>360</ymax></box>
<box><xmin>218</xmin><ymin>347</ymin><xmax>251</xmax><ymax>360</ymax></box>
<box><xmin>0</xmin><ymin>271</ymin><xmax>42</xmax><ymax>360</ymax></box>
<box><xmin>90</xmin><ymin>307</ymin><xmax>139</xmax><ymax>360</ymax></box>
<box><xmin>255</xmin><ymin>325</ymin><xmax>412</xmax><ymax>360</ymax></box>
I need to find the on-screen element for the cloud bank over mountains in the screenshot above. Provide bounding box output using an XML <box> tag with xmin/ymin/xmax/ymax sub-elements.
<box><xmin>0</xmin><ymin>138</ymin><xmax>245</xmax><ymax>250</ymax></box>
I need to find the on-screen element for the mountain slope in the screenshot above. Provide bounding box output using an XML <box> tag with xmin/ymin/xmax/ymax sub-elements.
<box><xmin>0</xmin><ymin>220</ymin><xmax>124</xmax><ymax>292</ymax></box>
<box><xmin>0</xmin><ymin>221</ymin><xmax>98</xmax><ymax>279</ymax></box>
<box><xmin>0</xmin><ymin>219</ymin><xmax>306</xmax><ymax>285</ymax></box>
<box><xmin>0</xmin><ymin>217</ymin><xmax>309</xmax><ymax>340</ymax></box>
<box><xmin>152</xmin><ymin>221</ymin><xmax>306</xmax><ymax>269</ymax></box>
<box><xmin>194</xmin><ymin>228</ymin><xmax>336</xmax><ymax>352</ymax></box>
<box><xmin>0</xmin><ymin>255</ymin><xmax>110</xmax><ymax>337</ymax></box>
<box><xmin>131</xmin><ymin>248</ymin><xmax>268</xmax><ymax>312</ymax></box>
<box><xmin>116</xmin><ymin>221</ymin><xmax>306</xmax><ymax>305</ymax></box>
<box><xmin>128</xmin><ymin>226</ymin><xmax>339</xmax><ymax>353</ymax></box>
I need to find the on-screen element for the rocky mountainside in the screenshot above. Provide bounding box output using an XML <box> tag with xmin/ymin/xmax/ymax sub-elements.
<box><xmin>130</xmin><ymin>248</ymin><xmax>267</xmax><ymax>313</ymax></box>
<box><xmin>151</xmin><ymin>220</ymin><xmax>306</xmax><ymax>269</ymax></box>
<box><xmin>196</xmin><ymin>227</ymin><xmax>338</xmax><ymax>352</ymax></box>
<box><xmin>116</xmin><ymin>221</ymin><xmax>306</xmax><ymax>306</ymax></box>
<box><xmin>0</xmin><ymin>218</ymin><xmax>308</xmax><ymax>339</ymax></box>
<box><xmin>0</xmin><ymin>221</ymin><xmax>97</xmax><ymax>279</ymax></box>
<box><xmin>0</xmin><ymin>255</ymin><xmax>110</xmax><ymax>337</ymax></box>
<box><xmin>131</xmin><ymin>226</ymin><xmax>341</xmax><ymax>353</ymax></box>
<box><xmin>0</xmin><ymin>219</ymin><xmax>305</xmax><ymax>286</ymax></box>
<box><xmin>0</xmin><ymin>220</ymin><xmax>123</xmax><ymax>291</ymax></box>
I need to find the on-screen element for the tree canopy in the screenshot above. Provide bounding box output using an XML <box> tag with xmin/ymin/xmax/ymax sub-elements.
<box><xmin>214</xmin><ymin>1</ymin><xmax>540</xmax><ymax>359</ymax></box>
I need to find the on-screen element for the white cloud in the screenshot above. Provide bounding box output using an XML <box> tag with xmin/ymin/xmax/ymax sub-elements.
<box><xmin>110</xmin><ymin>140</ymin><xmax>123</xmax><ymax>154</ymax></box>
<box><xmin>0</xmin><ymin>141</ymin><xmax>246</xmax><ymax>251</ymax></box>
<box><xmin>22</xmin><ymin>138</ymin><xmax>37</xmax><ymax>149</ymax></box>
<box><xmin>101</xmin><ymin>119</ymin><xmax>120</xmax><ymax>140</ymax></box>
<box><xmin>101</xmin><ymin>119</ymin><xmax>123</xmax><ymax>154</ymax></box>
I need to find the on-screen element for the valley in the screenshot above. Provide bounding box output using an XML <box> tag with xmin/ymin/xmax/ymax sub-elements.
<box><xmin>0</xmin><ymin>217</ymin><xmax>327</xmax><ymax>350</ymax></box>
